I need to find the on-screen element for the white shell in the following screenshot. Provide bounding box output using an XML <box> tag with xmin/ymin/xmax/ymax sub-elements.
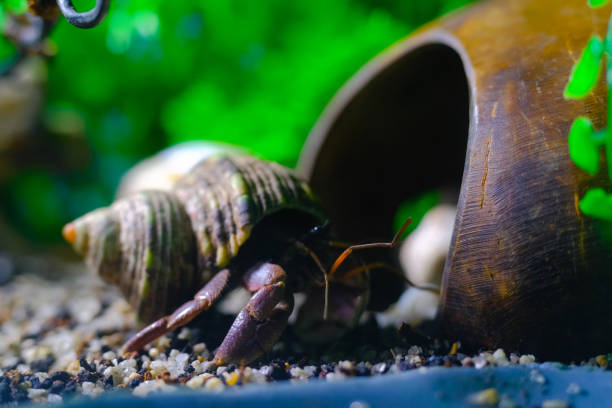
<box><xmin>376</xmin><ymin>204</ymin><xmax>456</xmax><ymax>328</ymax></box>
<box><xmin>115</xmin><ymin>141</ymin><xmax>247</xmax><ymax>198</ymax></box>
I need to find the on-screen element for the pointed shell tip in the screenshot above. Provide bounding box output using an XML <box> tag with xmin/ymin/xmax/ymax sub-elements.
<box><xmin>62</xmin><ymin>222</ymin><xmax>76</xmax><ymax>244</ymax></box>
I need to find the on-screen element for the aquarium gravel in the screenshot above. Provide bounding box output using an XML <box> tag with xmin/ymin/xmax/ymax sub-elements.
<box><xmin>0</xmin><ymin>259</ymin><xmax>607</xmax><ymax>405</ymax></box>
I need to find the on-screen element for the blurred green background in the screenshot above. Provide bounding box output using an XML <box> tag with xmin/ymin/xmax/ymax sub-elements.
<box><xmin>0</xmin><ymin>0</ymin><xmax>474</xmax><ymax>247</ymax></box>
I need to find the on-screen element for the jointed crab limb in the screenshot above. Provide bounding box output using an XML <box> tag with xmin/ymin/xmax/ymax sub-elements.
<box><xmin>122</xmin><ymin>268</ymin><xmax>230</xmax><ymax>352</ymax></box>
<box><xmin>214</xmin><ymin>263</ymin><xmax>294</xmax><ymax>365</ymax></box>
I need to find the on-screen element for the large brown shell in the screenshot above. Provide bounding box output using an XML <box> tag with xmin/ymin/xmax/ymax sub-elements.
<box><xmin>66</xmin><ymin>154</ymin><xmax>323</xmax><ymax>323</ymax></box>
<box><xmin>298</xmin><ymin>0</ymin><xmax>612</xmax><ymax>360</ymax></box>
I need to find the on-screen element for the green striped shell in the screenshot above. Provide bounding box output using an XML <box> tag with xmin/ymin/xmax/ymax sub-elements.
<box><xmin>66</xmin><ymin>154</ymin><xmax>323</xmax><ymax>323</ymax></box>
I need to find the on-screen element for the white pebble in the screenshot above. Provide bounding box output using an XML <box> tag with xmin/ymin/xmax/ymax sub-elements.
<box><xmin>149</xmin><ymin>360</ymin><xmax>167</xmax><ymax>376</ymax></box>
<box><xmin>529</xmin><ymin>369</ymin><xmax>546</xmax><ymax>384</ymax></box>
<box><xmin>34</xmin><ymin>372</ymin><xmax>49</xmax><ymax>381</ymax></box>
<box><xmin>193</xmin><ymin>343</ymin><xmax>207</xmax><ymax>354</ymax></box>
<box><xmin>473</xmin><ymin>356</ymin><xmax>488</xmax><ymax>370</ymax></box>
<box><xmin>81</xmin><ymin>381</ymin><xmax>103</xmax><ymax>397</ymax></box>
<box><xmin>325</xmin><ymin>372</ymin><xmax>346</xmax><ymax>381</ymax></box>
<box><xmin>493</xmin><ymin>349</ymin><xmax>509</xmax><ymax>366</ymax></box>
<box><xmin>47</xmin><ymin>393</ymin><xmax>63</xmax><ymax>404</ymax></box>
<box><xmin>22</xmin><ymin>346</ymin><xmax>51</xmax><ymax>364</ymax></box>
<box><xmin>204</xmin><ymin>377</ymin><xmax>225</xmax><ymax>392</ymax></box>
<box><xmin>132</xmin><ymin>380</ymin><xmax>157</xmax><ymax>397</ymax></box>
<box><xmin>176</xmin><ymin>352</ymin><xmax>189</xmax><ymax>366</ymax></box>
<box><xmin>132</xmin><ymin>379</ymin><xmax>175</xmax><ymax>397</ymax></box>
<box><xmin>102</xmin><ymin>351</ymin><xmax>116</xmax><ymax>360</ymax></box>
<box><xmin>290</xmin><ymin>367</ymin><xmax>310</xmax><ymax>381</ymax></box>
<box><xmin>177</xmin><ymin>327</ymin><xmax>192</xmax><ymax>340</ymax></box>
<box><xmin>169</xmin><ymin>349</ymin><xmax>180</xmax><ymax>358</ymax></box>
<box><xmin>27</xmin><ymin>388</ymin><xmax>48</xmax><ymax>400</ymax></box>
<box><xmin>154</xmin><ymin>336</ymin><xmax>171</xmax><ymax>350</ymax></box>
<box><xmin>349</xmin><ymin>401</ymin><xmax>371</xmax><ymax>408</ymax></box>
<box><xmin>191</xmin><ymin>360</ymin><xmax>203</xmax><ymax>375</ymax></box>
<box><xmin>242</xmin><ymin>367</ymin><xmax>268</xmax><ymax>384</ymax></box>
<box><xmin>566</xmin><ymin>382</ymin><xmax>582</xmax><ymax>395</ymax></box>
<box><xmin>519</xmin><ymin>354</ymin><xmax>536</xmax><ymax>365</ymax></box>
<box><xmin>103</xmin><ymin>366</ymin><xmax>124</xmax><ymax>386</ymax></box>
<box><xmin>149</xmin><ymin>347</ymin><xmax>159</xmax><ymax>358</ymax></box>
<box><xmin>186</xmin><ymin>373</ymin><xmax>213</xmax><ymax>388</ymax></box>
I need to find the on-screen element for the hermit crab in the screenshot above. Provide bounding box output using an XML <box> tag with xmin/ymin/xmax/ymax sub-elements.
<box><xmin>62</xmin><ymin>154</ymin><xmax>410</xmax><ymax>365</ymax></box>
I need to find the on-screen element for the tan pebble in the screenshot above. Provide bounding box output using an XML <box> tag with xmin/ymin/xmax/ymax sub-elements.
<box><xmin>519</xmin><ymin>354</ymin><xmax>536</xmax><ymax>365</ymax></box>
<box><xmin>154</xmin><ymin>336</ymin><xmax>171</xmax><ymax>350</ymax></box>
<box><xmin>541</xmin><ymin>399</ymin><xmax>569</xmax><ymax>408</ymax></box>
<box><xmin>595</xmin><ymin>354</ymin><xmax>608</xmax><ymax>368</ymax></box>
<box><xmin>224</xmin><ymin>371</ymin><xmax>239</xmax><ymax>386</ymax></box>
<box><xmin>66</xmin><ymin>360</ymin><xmax>81</xmax><ymax>375</ymax></box>
<box><xmin>193</xmin><ymin>343</ymin><xmax>207</xmax><ymax>354</ymax></box>
<box><xmin>128</xmin><ymin>372</ymin><xmax>140</xmax><ymax>382</ymax></box>
<box><xmin>148</xmin><ymin>348</ymin><xmax>159</xmax><ymax>358</ymax></box>
<box><xmin>467</xmin><ymin>388</ymin><xmax>500</xmax><ymax>406</ymax></box>
<box><xmin>103</xmin><ymin>332</ymin><xmax>124</xmax><ymax>347</ymax></box>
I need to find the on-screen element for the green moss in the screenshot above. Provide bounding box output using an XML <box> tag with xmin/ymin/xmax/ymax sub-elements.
<box><xmin>393</xmin><ymin>190</ymin><xmax>441</xmax><ymax>240</ymax></box>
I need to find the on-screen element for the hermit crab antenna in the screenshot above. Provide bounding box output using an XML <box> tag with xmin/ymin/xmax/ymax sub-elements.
<box><xmin>327</xmin><ymin>217</ymin><xmax>412</xmax><ymax>281</ymax></box>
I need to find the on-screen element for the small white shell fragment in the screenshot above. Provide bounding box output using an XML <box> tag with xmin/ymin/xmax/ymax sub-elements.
<box><xmin>376</xmin><ymin>204</ymin><xmax>456</xmax><ymax>327</ymax></box>
<box><xmin>116</xmin><ymin>141</ymin><xmax>247</xmax><ymax>198</ymax></box>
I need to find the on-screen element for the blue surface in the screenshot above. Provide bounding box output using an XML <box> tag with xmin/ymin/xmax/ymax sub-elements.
<box><xmin>57</xmin><ymin>364</ymin><xmax>612</xmax><ymax>408</ymax></box>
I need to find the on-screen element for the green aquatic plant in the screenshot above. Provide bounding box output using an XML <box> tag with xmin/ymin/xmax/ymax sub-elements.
<box><xmin>565</xmin><ymin>0</ymin><xmax>612</xmax><ymax>220</ymax></box>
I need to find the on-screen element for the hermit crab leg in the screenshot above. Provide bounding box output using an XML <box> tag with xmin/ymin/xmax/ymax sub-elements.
<box><xmin>214</xmin><ymin>263</ymin><xmax>294</xmax><ymax>365</ymax></box>
<box><xmin>123</xmin><ymin>268</ymin><xmax>231</xmax><ymax>352</ymax></box>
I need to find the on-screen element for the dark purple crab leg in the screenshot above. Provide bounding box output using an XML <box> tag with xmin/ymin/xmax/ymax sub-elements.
<box><xmin>214</xmin><ymin>263</ymin><xmax>294</xmax><ymax>366</ymax></box>
<box><xmin>123</xmin><ymin>268</ymin><xmax>231</xmax><ymax>352</ymax></box>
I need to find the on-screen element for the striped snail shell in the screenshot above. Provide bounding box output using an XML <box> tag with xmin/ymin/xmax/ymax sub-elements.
<box><xmin>64</xmin><ymin>155</ymin><xmax>324</xmax><ymax>323</ymax></box>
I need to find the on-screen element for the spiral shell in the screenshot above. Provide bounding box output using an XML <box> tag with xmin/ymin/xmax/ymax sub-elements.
<box><xmin>65</xmin><ymin>154</ymin><xmax>323</xmax><ymax>323</ymax></box>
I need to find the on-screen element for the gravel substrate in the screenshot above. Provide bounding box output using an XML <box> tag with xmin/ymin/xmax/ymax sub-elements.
<box><xmin>0</xmin><ymin>259</ymin><xmax>609</xmax><ymax>405</ymax></box>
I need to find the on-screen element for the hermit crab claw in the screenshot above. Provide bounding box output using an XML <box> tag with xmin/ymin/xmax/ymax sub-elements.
<box><xmin>122</xmin><ymin>262</ymin><xmax>295</xmax><ymax>367</ymax></box>
<box><xmin>56</xmin><ymin>0</ymin><xmax>110</xmax><ymax>29</ymax></box>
